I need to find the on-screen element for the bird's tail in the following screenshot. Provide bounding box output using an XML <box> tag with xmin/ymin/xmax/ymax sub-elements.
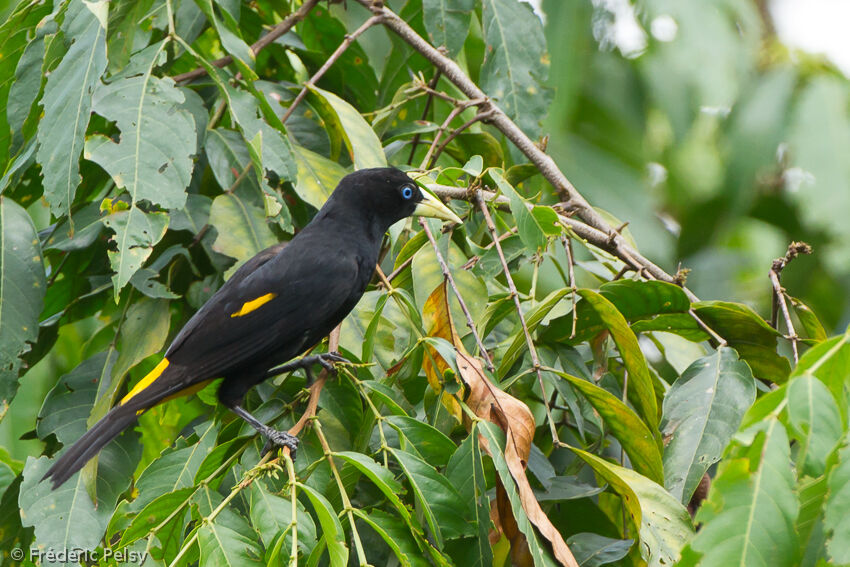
<box><xmin>42</xmin><ymin>360</ymin><xmax>191</xmax><ymax>489</ymax></box>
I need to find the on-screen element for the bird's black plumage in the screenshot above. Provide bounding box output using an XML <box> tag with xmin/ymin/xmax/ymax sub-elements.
<box><xmin>43</xmin><ymin>167</ymin><xmax>461</xmax><ymax>488</ymax></box>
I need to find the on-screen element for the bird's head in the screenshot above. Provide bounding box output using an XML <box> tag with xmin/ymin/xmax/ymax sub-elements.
<box><xmin>327</xmin><ymin>167</ymin><xmax>462</xmax><ymax>231</ymax></box>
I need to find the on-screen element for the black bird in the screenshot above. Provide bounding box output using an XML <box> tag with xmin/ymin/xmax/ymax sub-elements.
<box><xmin>43</xmin><ymin>167</ymin><xmax>461</xmax><ymax>488</ymax></box>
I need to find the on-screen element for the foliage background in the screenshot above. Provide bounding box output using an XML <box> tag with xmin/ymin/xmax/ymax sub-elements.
<box><xmin>1</xmin><ymin>0</ymin><xmax>849</xmax><ymax>565</ymax></box>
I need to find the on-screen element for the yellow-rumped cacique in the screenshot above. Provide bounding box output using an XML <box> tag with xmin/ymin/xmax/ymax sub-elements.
<box><xmin>43</xmin><ymin>167</ymin><xmax>462</xmax><ymax>488</ymax></box>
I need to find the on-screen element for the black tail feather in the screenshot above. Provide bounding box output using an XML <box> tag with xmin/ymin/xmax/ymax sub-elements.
<box><xmin>41</xmin><ymin>403</ymin><xmax>140</xmax><ymax>488</ymax></box>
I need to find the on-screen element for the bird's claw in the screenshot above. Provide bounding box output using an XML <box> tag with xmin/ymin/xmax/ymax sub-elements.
<box><xmin>261</xmin><ymin>429</ymin><xmax>299</xmax><ymax>460</ymax></box>
<box><xmin>318</xmin><ymin>351</ymin><xmax>349</xmax><ymax>373</ymax></box>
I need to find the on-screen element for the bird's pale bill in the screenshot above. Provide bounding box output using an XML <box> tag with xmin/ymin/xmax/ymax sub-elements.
<box><xmin>413</xmin><ymin>188</ymin><xmax>463</xmax><ymax>224</ymax></box>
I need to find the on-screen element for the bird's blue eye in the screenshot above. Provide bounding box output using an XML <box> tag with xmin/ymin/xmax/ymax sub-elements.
<box><xmin>401</xmin><ymin>185</ymin><xmax>414</xmax><ymax>200</ymax></box>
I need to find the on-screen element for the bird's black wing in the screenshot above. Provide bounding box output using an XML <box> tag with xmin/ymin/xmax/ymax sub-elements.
<box><xmin>165</xmin><ymin>236</ymin><xmax>366</xmax><ymax>381</ymax></box>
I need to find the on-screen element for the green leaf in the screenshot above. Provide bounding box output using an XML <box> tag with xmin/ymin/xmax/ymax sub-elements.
<box><xmin>390</xmin><ymin>447</ymin><xmax>472</xmax><ymax>547</ymax></box>
<box><xmin>353</xmin><ymin>508</ymin><xmax>430</xmax><ymax>567</ymax></box>
<box><xmin>119</xmin><ymin>486</ymin><xmax>194</xmax><ymax>548</ymax></box>
<box><xmin>661</xmin><ymin>347</ymin><xmax>756</xmax><ymax>504</ymax></box>
<box><xmin>422</xmin><ymin>0</ymin><xmax>474</xmax><ymax>57</ymax></box>
<box><xmin>577</xmin><ymin>289</ymin><xmax>659</xmax><ymax>431</ymax></box>
<box><xmin>683</xmin><ymin>418</ymin><xmax>798</xmax><ymax>567</ymax></box>
<box><xmin>19</xmin><ymin>434</ymin><xmax>140</xmax><ymax>563</ymax></box>
<box><xmin>790</xmin><ymin>329</ymin><xmax>850</xmax><ymax>413</ymax></box>
<box><xmin>790</xmin><ymin>296</ymin><xmax>828</xmax><ymax>343</ymax></box>
<box><xmin>385</xmin><ymin>416</ymin><xmax>456</xmax><ymax>468</ymax></box>
<box><xmin>787</xmin><ymin>375</ymin><xmax>842</xmax><ymax>477</ymax></box>
<box><xmin>491</xmin><ymin>169</ymin><xmax>546</xmax><ymax>252</ymax></box>
<box><xmin>0</xmin><ymin>197</ymin><xmax>45</xmax><ymax>420</ymax></box>
<box><xmin>796</xmin><ymin>475</ymin><xmax>828</xmax><ymax>566</ymax></box>
<box><xmin>195</xmin><ymin>0</ymin><xmax>255</xmax><ymax>75</ymax></box>
<box><xmin>480</xmin><ymin>0</ymin><xmax>551</xmax><ymax>137</ymax></box>
<box><xmin>445</xmin><ymin>427</ymin><xmax>492</xmax><ymax>567</ymax></box>
<box><xmin>198</xmin><ymin>504</ymin><xmax>264</xmax><ymax>566</ymax></box>
<box><xmin>296</xmin><ymin>481</ymin><xmax>349</xmax><ymax>567</ymax></box>
<box><xmin>571</xmin><ymin>448</ymin><xmax>693</xmax><ymax>567</ymax></box>
<box><xmin>208</xmin><ymin>191</ymin><xmax>277</xmax><ymax>266</ymax></box>
<box><xmin>291</xmin><ymin>144</ymin><xmax>348</xmax><ymax>210</ymax></box>
<box><xmin>332</xmin><ymin>451</ymin><xmax>410</xmax><ymax>523</ymax></box>
<box><xmin>692</xmin><ymin>301</ymin><xmax>790</xmax><ymax>382</ymax></box>
<box><xmin>553</xmin><ymin>370</ymin><xmax>663</xmax><ymax>484</ymax></box>
<box><xmin>825</xmin><ymin>438</ymin><xmax>850</xmax><ymax>563</ymax></box>
<box><xmin>249</xmin><ymin>480</ymin><xmax>316</xmax><ymax>555</ymax></box>
<box><xmin>100</xmin><ymin>206</ymin><xmax>170</xmax><ymax>300</ymax></box>
<box><xmin>565</xmin><ymin>533</ymin><xmax>633</xmax><ymax>567</ymax></box>
<box><xmin>307</xmin><ymin>85</ymin><xmax>386</xmax><ymax>169</ymax></box>
<box><xmin>36</xmin><ymin>0</ymin><xmax>108</xmax><ymax>220</ymax></box>
<box><xmin>499</xmin><ymin>288</ymin><xmax>569</xmax><ymax>376</ymax></box>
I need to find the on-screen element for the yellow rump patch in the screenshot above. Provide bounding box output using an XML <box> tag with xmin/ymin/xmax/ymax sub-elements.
<box><xmin>230</xmin><ymin>293</ymin><xmax>277</xmax><ymax>317</ymax></box>
<box><xmin>121</xmin><ymin>358</ymin><xmax>170</xmax><ymax>405</ymax></box>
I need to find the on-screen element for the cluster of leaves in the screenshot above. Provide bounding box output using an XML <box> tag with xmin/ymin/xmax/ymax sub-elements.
<box><xmin>0</xmin><ymin>0</ymin><xmax>848</xmax><ymax>566</ymax></box>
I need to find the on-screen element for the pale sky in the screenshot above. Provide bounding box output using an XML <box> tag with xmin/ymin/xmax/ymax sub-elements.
<box><xmin>771</xmin><ymin>0</ymin><xmax>850</xmax><ymax>76</ymax></box>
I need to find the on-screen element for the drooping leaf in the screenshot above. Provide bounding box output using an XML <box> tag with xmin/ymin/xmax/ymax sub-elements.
<box><xmin>422</xmin><ymin>0</ymin><xmax>474</xmax><ymax>57</ymax></box>
<box><xmin>36</xmin><ymin>0</ymin><xmax>108</xmax><ymax>220</ymax></box>
<box><xmin>446</xmin><ymin>427</ymin><xmax>492</xmax><ymax>567</ymax></box>
<box><xmin>307</xmin><ymin>85</ymin><xmax>386</xmax><ymax>169</ymax></box>
<box><xmin>661</xmin><ymin>347</ymin><xmax>756</xmax><ymax>504</ymax></box>
<box><xmin>353</xmin><ymin>508</ymin><xmax>430</xmax><ymax>567</ymax></box>
<box><xmin>297</xmin><ymin>481</ymin><xmax>349</xmax><ymax>567</ymax></box>
<box><xmin>0</xmin><ymin>197</ymin><xmax>45</xmax><ymax>420</ymax></box>
<box><xmin>208</xmin><ymin>191</ymin><xmax>277</xmax><ymax>267</ymax></box>
<box><xmin>480</xmin><ymin>0</ymin><xmax>552</xmax><ymax>137</ymax></box>
<box><xmin>291</xmin><ymin>144</ymin><xmax>348</xmax><ymax>209</ymax></box>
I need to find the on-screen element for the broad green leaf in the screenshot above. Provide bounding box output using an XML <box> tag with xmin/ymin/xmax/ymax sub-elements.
<box><xmin>790</xmin><ymin>296</ymin><xmax>828</xmax><ymax>343</ymax></box>
<box><xmin>0</xmin><ymin>197</ymin><xmax>45</xmax><ymax>420</ymax></box>
<box><xmin>205</xmin><ymin>127</ymin><xmax>261</xmax><ymax>195</ymax></box>
<box><xmin>661</xmin><ymin>347</ymin><xmax>756</xmax><ymax>504</ymax></box>
<box><xmin>198</xmin><ymin>505</ymin><xmax>264</xmax><ymax>566</ymax></box>
<box><xmin>480</xmin><ymin>0</ymin><xmax>551</xmax><ymax>136</ymax></box>
<box><xmin>42</xmin><ymin>201</ymin><xmax>104</xmax><ymax>252</ymax></box>
<box><xmin>422</xmin><ymin>0</ymin><xmax>474</xmax><ymax>57</ymax></box>
<box><xmin>385</xmin><ymin>416</ymin><xmax>456</xmax><ymax>468</ymax></box>
<box><xmin>683</xmin><ymin>419</ymin><xmax>798</xmax><ymax>567</ymax></box>
<box><xmin>787</xmin><ymin>375</ymin><xmax>842</xmax><ymax>477</ymax></box>
<box><xmin>130</xmin><ymin>422</ymin><xmax>217</xmax><ymax>512</ymax></box>
<box><xmin>791</xmin><ymin>329</ymin><xmax>850</xmax><ymax>413</ymax></box>
<box><xmin>445</xmin><ymin>427</ymin><xmax>492</xmax><ymax>567</ymax></box>
<box><xmin>545</xmin><ymin>280</ymin><xmax>692</xmax><ymax>343</ymax></box>
<box><xmin>208</xmin><ymin>191</ymin><xmax>277</xmax><ymax>266</ymax></box>
<box><xmin>19</xmin><ymin>434</ymin><xmax>140</xmax><ymax>564</ymax></box>
<box><xmin>825</xmin><ymin>438</ymin><xmax>850</xmax><ymax>563</ymax></box>
<box><xmin>565</xmin><ymin>533</ymin><xmax>633</xmax><ymax>567</ymax></box>
<box><xmin>36</xmin><ymin>0</ymin><xmax>108</xmax><ymax>220</ymax></box>
<box><xmin>307</xmin><ymin>85</ymin><xmax>386</xmax><ymax>169</ymax></box>
<box><xmin>491</xmin><ymin>169</ymin><xmax>546</xmax><ymax>251</ymax></box>
<box><xmin>577</xmin><ymin>289</ymin><xmax>659</xmax><ymax>431</ymax></box>
<box><xmin>8</xmin><ymin>19</ymin><xmax>50</xmax><ymax>151</ymax></box>
<box><xmin>390</xmin><ymin>447</ymin><xmax>472</xmax><ymax>547</ymax></box>
<box><xmin>296</xmin><ymin>481</ymin><xmax>349</xmax><ymax>567</ymax></box>
<box><xmin>119</xmin><ymin>486</ymin><xmax>194</xmax><ymax>548</ymax></box>
<box><xmin>553</xmin><ymin>370</ymin><xmax>663</xmax><ymax>484</ymax></box>
<box><xmin>352</xmin><ymin>508</ymin><xmax>430</xmax><ymax>567</ymax></box>
<box><xmin>796</xmin><ymin>475</ymin><xmax>828</xmax><ymax>567</ymax></box>
<box><xmin>100</xmin><ymin>206</ymin><xmax>169</xmax><ymax>300</ymax></box>
<box><xmin>499</xmin><ymin>288</ymin><xmax>569</xmax><ymax>376</ymax></box>
<box><xmin>292</xmin><ymin>144</ymin><xmax>348</xmax><ymax>209</ymax></box>
<box><xmin>333</xmin><ymin>451</ymin><xmax>410</xmax><ymax>523</ymax></box>
<box><xmin>572</xmin><ymin>448</ymin><xmax>693</xmax><ymax>567</ymax></box>
<box><xmin>249</xmin><ymin>480</ymin><xmax>316</xmax><ymax>555</ymax></box>
<box><xmin>692</xmin><ymin>301</ymin><xmax>790</xmax><ymax>382</ymax></box>
<box><xmin>37</xmin><ymin>351</ymin><xmax>116</xmax><ymax>445</ymax></box>
<box><xmin>195</xmin><ymin>0</ymin><xmax>255</xmax><ymax>76</ymax></box>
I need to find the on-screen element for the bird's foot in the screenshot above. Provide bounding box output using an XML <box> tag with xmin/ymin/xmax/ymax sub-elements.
<box><xmin>317</xmin><ymin>351</ymin><xmax>348</xmax><ymax>373</ymax></box>
<box><xmin>261</xmin><ymin>428</ymin><xmax>299</xmax><ymax>460</ymax></box>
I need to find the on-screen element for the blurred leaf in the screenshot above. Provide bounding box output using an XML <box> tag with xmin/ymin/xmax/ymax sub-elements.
<box><xmin>789</xmin><ymin>297</ymin><xmax>828</xmax><ymax>343</ymax></box>
<box><xmin>480</xmin><ymin>0</ymin><xmax>551</xmax><ymax>137</ymax></box>
<box><xmin>0</xmin><ymin>197</ymin><xmax>45</xmax><ymax>420</ymax></box>
<box><xmin>499</xmin><ymin>288</ymin><xmax>568</xmax><ymax>376</ymax></box>
<box><xmin>552</xmin><ymin>370</ymin><xmax>663</xmax><ymax>484</ymax></box>
<box><xmin>825</xmin><ymin>437</ymin><xmax>850</xmax><ymax>564</ymax></box>
<box><xmin>790</xmin><ymin>329</ymin><xmax>850</xmax><ymax>411</ymax></box>
<box><xmin>36</xmin><ymin>0</ymin><xmax>107</xmax><ymax>220</ymax></box>
<box><xmin>422</xmin><ymin>0</ymin><xmax>473</xmax><ymax>57</ymax></box>
<box><xmin>565</xmin><ymin>533</ymin><xmax>632</xmax><ymax>567</ymax></box>
<box><xmin>682</xmin><ymin>419</ymin><xmax>798</xmax><ymax>567</ymax></box>
<box><xmin>661</xmin><ymin>347</ymin><xmax>756</xmax><ymax>504</ymax></box>
<box><xmin>354</xmin><ymin>508</ymin><xmax>430</xmax><ymax>567</ymax></box>
<box><xmin>787</xmin><ymin>375</ymin><xmax>842</xmax><ymax>477</ymax></box>
<box><xmin>572</xmin><ymin>448</ymin><xmax>693</xmax><ymax>567</ymax></box>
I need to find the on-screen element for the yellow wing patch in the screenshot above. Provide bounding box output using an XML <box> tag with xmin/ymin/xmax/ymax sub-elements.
<box><xmin>121</xmin><ymin>358</ymin><xmax>170</xmax><ymax>405</ymax></box>
<box><xmin>230</xmin><ymin>293</ymin><xmax>277</xmax><ymax>317</ymax></box>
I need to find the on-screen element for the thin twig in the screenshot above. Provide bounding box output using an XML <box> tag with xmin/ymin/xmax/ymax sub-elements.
<box><xmin>561</xmin><ymin>236</ymin><xmax>578</xmax><ymax>339</ymax></box>
<box><xmin>768</xmin><ymin>242</ymin><xmax>811</xmax><ymax>362</ymax></box>
<box><xmin>419</xmin><ymin>219</ymin><xmax>494</xmax><ymax>372</ymax></box>
<box><xmin>280</xmin><ymin>15</ymin><xmax>383</xmax><ymax>124</ymax></box>
<box><xmin>419</xmin><ymin>98</ymin><xmax>485</xmax><ymax>169</ymax></box>
<box><xmin>385</xmin><ymin>256</ymin><xmax>413</xmax><ymax>284</ymax></box>
<box><xmin>172</xmin><ymin>0</ymin><xmax>321</xmax><ymax>83</ymax></box>
<box><xmin>408</xmin><ymin>70</ymin><xmax>442</xmax><ymax>164</ymax></box>
<box><xmin>427</xmin><ymin>108</ymin><xmax>496</xmax><ymax>168</ymax></box>
<box><xmin>769</xmin><ymin>270</ymin><xmax>799</xmax><ymax>362</ymax></box>
<box><xmin>476</xmin><ymin>193</ymin><xmax>561</xmax><ymax>445</ymax></box>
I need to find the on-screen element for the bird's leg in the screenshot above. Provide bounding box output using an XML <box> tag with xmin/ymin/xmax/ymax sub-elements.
<box><xmin>265</xmin><ymin>352</ymin><xmax>349</xmax><ymax>384</ymax></box>
<box><xmin>228</xmin><ymin>403</ymin><xmax>299</xmax><ymax>458</ymax></box>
